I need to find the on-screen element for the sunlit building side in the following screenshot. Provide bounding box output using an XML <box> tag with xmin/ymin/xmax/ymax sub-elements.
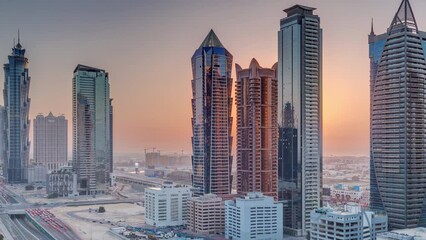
<box><xmin>235</xmin><ymin>59</ymin><xmax>278</xmax><ymax>199</ymax></box>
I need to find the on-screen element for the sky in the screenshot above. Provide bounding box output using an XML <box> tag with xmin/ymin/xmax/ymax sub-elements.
<box><xmin>0</xmin><ymin>0</ymin><xmax>421</xmax><ymax>157</ymax></box>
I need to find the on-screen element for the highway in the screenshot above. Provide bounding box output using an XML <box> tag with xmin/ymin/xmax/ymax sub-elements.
<box><xmin>0</xmin><ymin>184</ymin><xmax>82</xmax><ymax>240</ymax></box>
<box><xmin>0</xmin><ymin>213</ymin><xmax>30</xmax><ymax>240</ymax></box>
<box><xmin>11</xmin><ymin>215</ymin><xmax>47</xmax><ymax>240</ymax></box>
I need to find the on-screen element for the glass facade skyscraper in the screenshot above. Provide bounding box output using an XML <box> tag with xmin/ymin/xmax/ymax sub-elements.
<box><xmin>3</xmin><ymin>37</ymin><xmax>31</xmax><ymax>183</ymax></box>
<box><xmin>73</xmin><ymin>64</ymin><xmax>113</xmax><ymax>195</ymax></box>
<box><xmin>278</xmin><ymin>5</ymin><xmax>323</xmax><ymax>236</ymax></box>
<box><xmin>370</xmin><ymin>0</ymin><xmax>426</xmax><ymax>230</ymax></box>
<box><xmin>191</xmin><ymin>30</ymin><xmax>233</xmax><ymax>197</ymax></box>
<box><xmin>235</xmin><ymin>59</ymin><xmax>278</xmax><ymax>199</ymax></box>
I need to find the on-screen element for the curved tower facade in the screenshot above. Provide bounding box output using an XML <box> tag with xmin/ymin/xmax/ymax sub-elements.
<box><xmin>370</xmin><ymin>0</ymin><xmax>426</xmax><ymax>230</ymax></box>
<box><xmin>3</xmin><ymin>37</ymin><xmax>31</xmax><ymax>183</ymax></box>
<box><xmin>191</xmin><ymin>30</ymin><xmax>233</xmax><ymax>197</ymax></box>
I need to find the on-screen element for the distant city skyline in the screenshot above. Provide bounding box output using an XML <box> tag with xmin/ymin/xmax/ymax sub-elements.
<box><xmin>1</xmin><ymin>0</ymin><xmax>423</xmax><ymax>156</ymax></box>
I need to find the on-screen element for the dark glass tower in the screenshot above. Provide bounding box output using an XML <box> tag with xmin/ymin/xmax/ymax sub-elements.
<box><xmin>3</xmin><ymin>36</ymin><xmax>31</xmax><ymax>183</ymax></box>
<box><xmin>191</xmin><ymin>30</ymin><xmax>233</xmax><ymax>197</ymax></box>
<box><xmin>73</xmin><ymin>64</ymin><xmax>113</xmax><ymax>195</ymax></box>
<box><xmin>278</xmin><ymin>5</ymin><xmax>323</xmax><ymax>236</ymax></box>
<box><xmin>370</xmin><ymin>0</ymin><xmax>426</xmax><ymax>230</ymax></box>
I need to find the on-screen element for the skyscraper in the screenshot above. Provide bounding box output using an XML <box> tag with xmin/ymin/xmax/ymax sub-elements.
<box><xmin>73</xmin><ymin>64</ymin><xmax>113</xmax><ymax>195</ymax></box>
<box><xmin>3</xmin><ymin>35</ymin><xmax>31</xmax><ymax>183</ymax></box>
<box><xmin>235</xmin><ymin>59</ymin><xmax>278</xmax><ymax>199</ymax></box>
<box><xmin>191</xmin><ymin>30</ymin><xmax>233</xmax><ymax>197</ymax></box>
<box><xmin>370</xmin><ymin>0</ymin><xmax>426</xmax><ymax>230</ymax></box>
<box><xmin>278</xmin><ymin>5</ymin><xmax>323</xmax><ymax>236</ymax></box>
<box><xmin>33</xmin><ymin>113</ymin><xmax>68</xmax><ymax>171</ymax></box>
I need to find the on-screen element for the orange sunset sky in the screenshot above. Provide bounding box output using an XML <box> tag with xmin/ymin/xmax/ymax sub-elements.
<box><xmin>0</xmin><ymin>0</ymin><xmax>422</xmax><ymax>157</ymax></box>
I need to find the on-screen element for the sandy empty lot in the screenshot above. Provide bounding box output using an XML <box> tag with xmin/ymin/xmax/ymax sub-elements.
<box><xmin>51</xmin><ymin>203</ymin><xmax>145</xmax><ymax>240</ymax></box>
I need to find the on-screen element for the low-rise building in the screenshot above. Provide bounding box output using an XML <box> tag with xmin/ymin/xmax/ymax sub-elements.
<box><xmin>47</xmin><ymin>166</ymin><xmax>77</xmax><ymax>197</ymax></box>
<box><xmin>187</xmin><ymin>194</ymin><xmax>225</xmax><ymax>235</ymax></box>
<box><xmin>310</xmin><ymin>203</ymin><xmax>387</xmax><ymax>240</ymax></box>
<box><xmin>144</xmin><ymin>181</ymin><xmax>191</xmax><ymax>227</ymax></box>
<box><xmin>225</xmin><ymin>192</ymin><xmax>283</xmax><ymax>240</ymax></box>
<box><xmin>377</xmin><ymin>227</ymin><xmax>426</xmax><ymax>240</ymax></box>
<box><xmin>27</xmin><ymin>164</ymin><xmax>48</xmax><ymax>184</ymax></box>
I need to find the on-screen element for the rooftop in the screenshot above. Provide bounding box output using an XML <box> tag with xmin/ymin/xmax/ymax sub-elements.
<box><xmin>73</xmin><ymin>64</ymin><xmax>105</xmax><ymax>73</ymax></box>
<box><xmin>378</xmin><ymin>227</ymin><xmax>426</xmax><ymax>240</ymax></box>
<box><xmin>284</xmin><ymin>4</ymin><xmax>316</xmax><ymax>16</ymax></box>
<box><xmin>199</xmin><ymin>29</ymin><xmax>224</xmax><ymax>49</ymax></box>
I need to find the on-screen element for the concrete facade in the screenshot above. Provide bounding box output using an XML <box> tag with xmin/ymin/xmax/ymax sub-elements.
<box><xmin>33</xmin><ymin>113</ymin><xmax>67</xmax><ymax>171</ymax></box>
<box><xmin>235</xmin><ymin>60</ymin><xmax>278</xmax><ymax>199</ymax></box>
<box><xmin>144</xmin><ymin>182</ymin><xmax>191</xmax><ymax>227</ymax></box>
<box><xmin>225</xmin><ymin>192</ymin><xmax>283</xmax><ymax>240</ymax></box>
<box><xmin>187</xmin><ymin>194</ymin><xmax>225</xmax><ymax>235</ymax></box>
<box><xmin>310</xmin><ymin>204</ymin><xmax>388</xmax><ymax>240</ymax></box>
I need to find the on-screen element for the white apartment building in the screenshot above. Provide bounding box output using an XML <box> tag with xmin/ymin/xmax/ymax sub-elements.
<box><xmin>310</xmin><ymin>204</ymin><xmax>388</xmax><ymax>240</ymax></box>
<box><xmin>144</xmin><ymin>181</ymin><xmax>191</xmax><ymax>227</ymax></box>
<box><xmin>187</xmin><ymin>194</ymin><xmax>225</xmax><ymax>235</ymax></box>
<box><xmin>225</xmin><ymin>192</ymin><xmax>283</xmax><ymax>240</ymax></box>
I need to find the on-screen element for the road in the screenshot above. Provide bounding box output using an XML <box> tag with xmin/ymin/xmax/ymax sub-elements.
<box><xmin>11</xmin><ymin>215</ymin><xmax>47</xmax><ymax>240</ymax></box>
<box><xmin>0</xmin><ymin>184</ymin><xmax>82</xmax><ymax>240</ymax></box>
<box><xmin>0</xmin><ymin>213</ymin><xmax>37</xmax><ymax>240</ymax></box>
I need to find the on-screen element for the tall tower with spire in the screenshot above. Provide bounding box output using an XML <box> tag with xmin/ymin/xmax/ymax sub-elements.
<box><xmin>370</xmin><ymin>0</ymin><xmax>426</xmax><ymax>230</ymax></box>
<box><xmin>191</xmin><ymin>30</ymin><xmax>233</xmax><ymax>197</ymax></box>
<box><xmin>3</xmin><ymin>33</ymin><xmax>31</xmax><ymax>183</ymax></box>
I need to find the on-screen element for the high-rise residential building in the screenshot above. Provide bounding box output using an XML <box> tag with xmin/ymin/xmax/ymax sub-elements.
<box><xmin>33</xmin><ymin>113</ymin><xmax>68</xmax><ymax>171</ymax></box>
<box><xmin>3</xmin><ymin>35</ymin><xmax>31</xmax><ymax>183</ymax></box>
<box><xmin>369</xmin><ymin>0</ymin><xmax>426</xmax><ymax>230</ymax></box>
<box><xmin>225</xmin><ymin>192</ymin><xmax>283</xmax><ymax>240</ymax></box>
<box><xmin>73</xmin><ymin>64</ymin><xmax>113</xmax><ymax>195</ymax></box>
<box><xmin>191</xmin><ymin>30</ymin><xmax>233</xmax><ymax>197</ymax></box>
<box><xmin>310</xmin><ymin>204</ymin><xmax>388</xmax><ymax>240</ymax></box>
<box><xmin>278</xmin><ymin>5</ymin><xmax>323</xmax><ymax>236</ymax></box>
<box><xmin>235</xmin><ymin>59</ymin><xmax>278</xmax><ymax>199</ymax></box>
<box><xmin>187</xmin><ymin>194</ymin><xmax>225</xmax><ymax>235</ymax></box>
<box><xmin>144</xmin><ymin>182</ymin><xmax>191</xmax><ymax>227</ymax></box>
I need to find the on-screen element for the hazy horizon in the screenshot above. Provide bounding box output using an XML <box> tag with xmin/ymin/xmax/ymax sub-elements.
<box><xmin>0</xmin><ymin>0</ymin><xmax>420</xmax><ymax>157</ymax></box>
